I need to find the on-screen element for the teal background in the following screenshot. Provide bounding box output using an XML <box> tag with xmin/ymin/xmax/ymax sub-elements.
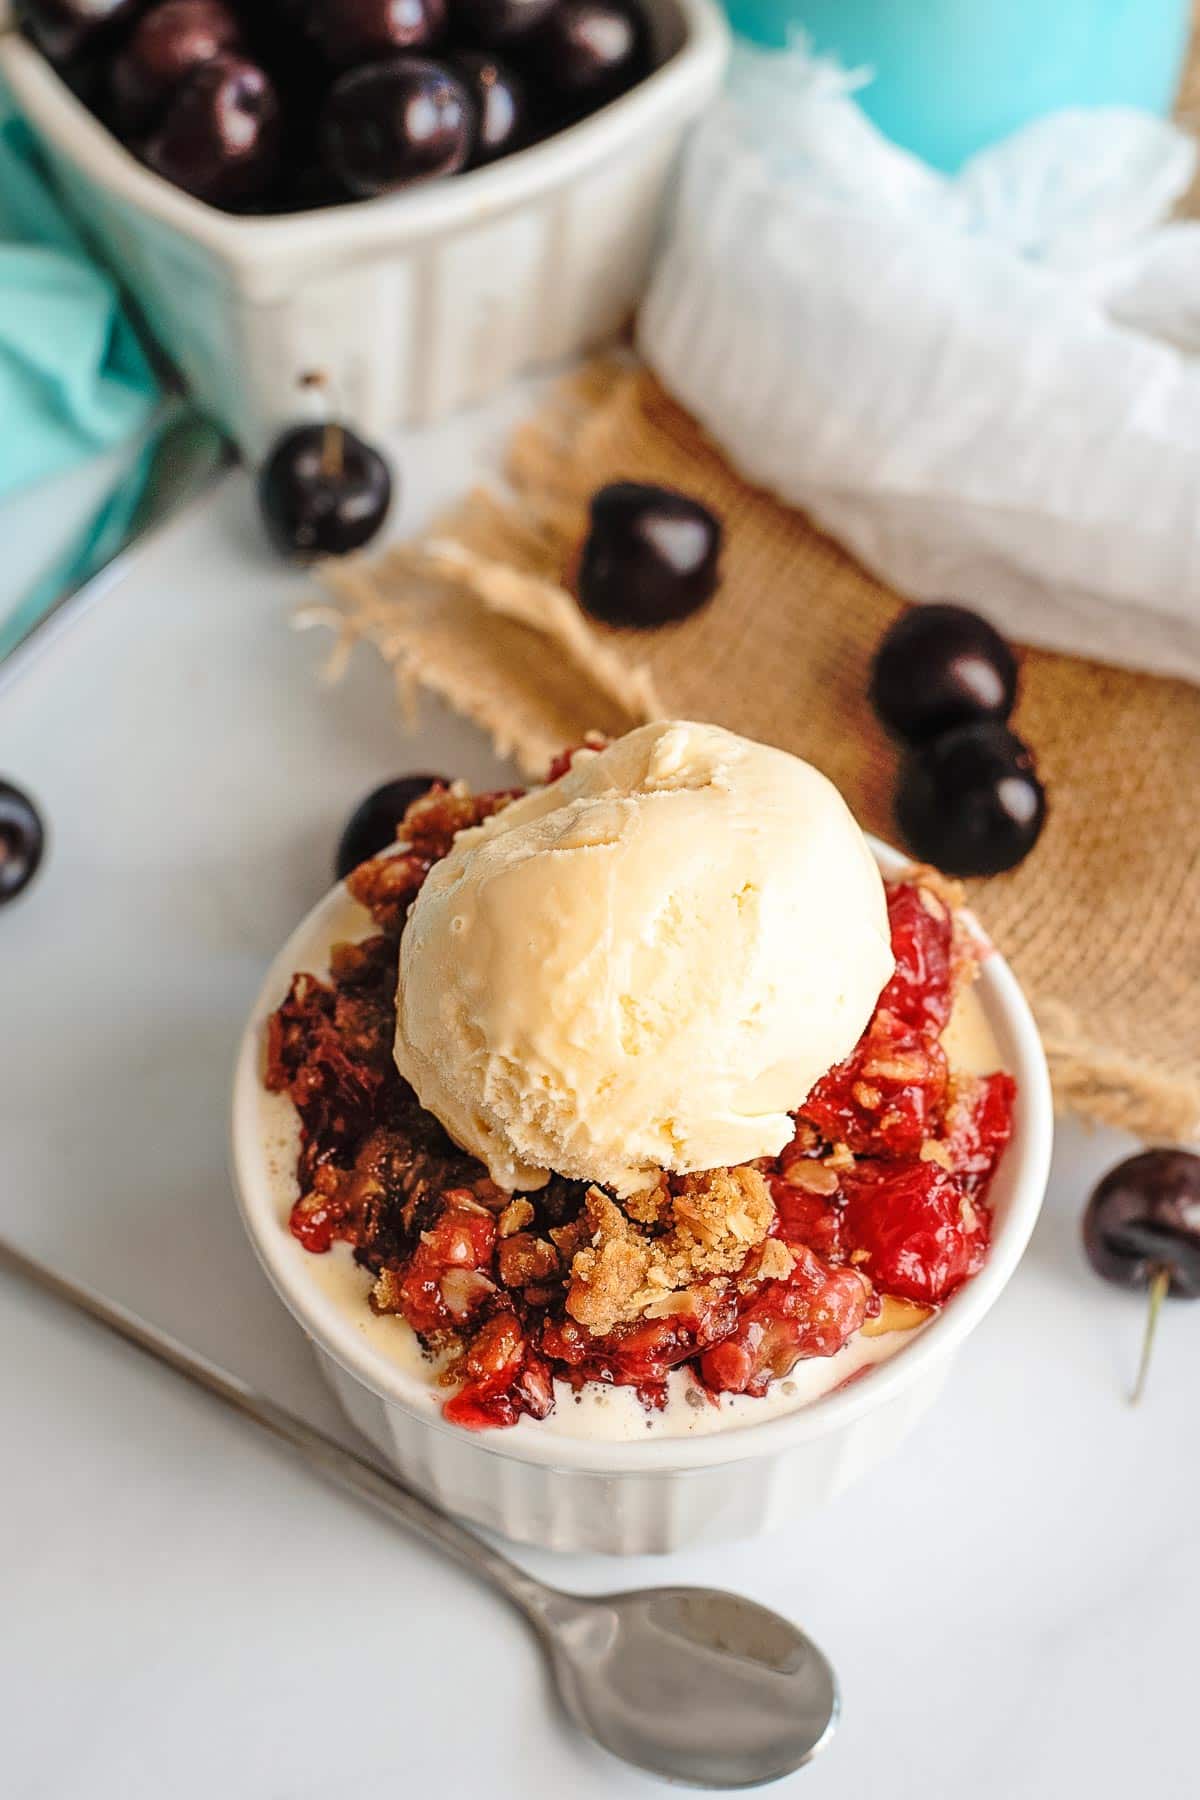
<box><xmin>723</xmin><ymin>0</ymin><xmax>1193</xmax><ymax>170</ymax></box>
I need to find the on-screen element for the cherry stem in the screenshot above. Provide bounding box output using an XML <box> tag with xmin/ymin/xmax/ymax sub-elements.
<box><xmin>320</xmin><ymin>421</ymin><xmax>344</xmax><ymax>483</ymax></box>
<box><xmin>1130</xmin><ymin>1263</ymin><xmax>1171</xmax><ymax>1406</ymax></box>
<box><xmin>299</xmin><ymin>373</ymin><xmax>344</xmax><ymax>483</ymax></box>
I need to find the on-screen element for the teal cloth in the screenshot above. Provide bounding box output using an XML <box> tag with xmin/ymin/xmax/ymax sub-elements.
<box><xmin>0</xmin><ymin>92</ymin><xmax>157</xmax><ymax>499</ymax></box>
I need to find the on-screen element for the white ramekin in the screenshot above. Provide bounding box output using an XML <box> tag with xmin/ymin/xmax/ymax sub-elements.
<box><xmin>231</xmin><ymin>841</ymin><xmax>1053</xmax><ymax>1555</ymax></box>
<box><xmin>0</xmin><ymin>0</ymin><xmax>728</xmax><ymax>454</ymax></box>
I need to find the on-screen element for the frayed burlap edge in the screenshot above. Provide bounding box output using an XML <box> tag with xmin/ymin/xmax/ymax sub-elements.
<box><xmin>1038</xmin><ymin>1008</ymin><xmax>1200</xmax><ymax>1146</ymax></box>
<box><xmin>307</xmin><ymin>517</ymin><xmax>662</xmax><ymax>780</ymax></box>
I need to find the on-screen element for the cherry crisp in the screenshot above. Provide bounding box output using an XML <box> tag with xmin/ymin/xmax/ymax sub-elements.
<box><xmin>265</xmin><ymin>768</ymin><xmax>1015</xmax><ymax>1429</ymax></box>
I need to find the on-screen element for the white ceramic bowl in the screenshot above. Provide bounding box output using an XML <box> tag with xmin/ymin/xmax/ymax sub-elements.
<box><xmin>232</xmin><ymin>842</ymin><xmax>1052</xmax><ymax>1554</ymax></box>
<box><xmin>0</xmin><ymin>0</ymin><xmax>729</xmax><ymax>454</ymax></box>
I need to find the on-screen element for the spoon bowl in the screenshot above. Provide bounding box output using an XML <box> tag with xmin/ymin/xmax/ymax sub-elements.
<box><xmin>543</xmin><ymin>1585</ymin><xmax>839</xmax><ymax>1787</ymax></box>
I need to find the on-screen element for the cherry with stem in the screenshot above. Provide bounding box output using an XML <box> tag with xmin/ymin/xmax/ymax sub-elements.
<box><xmin>257</xmin><ymin>370</ymin><xmax>393</xmax><ymax>561</ymax></box>
<box><xmin>1082</xmin><ymin>1150</ymin><xmax>1200</xmax><ymax>1405</ymax></box>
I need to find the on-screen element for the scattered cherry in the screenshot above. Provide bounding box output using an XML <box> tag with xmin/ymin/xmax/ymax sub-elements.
<box><xmin>335</xmin><ymin>774</ymin><xmax>446</xmax><ymax>879</ymax></box>
<box><xmin>19</xmin><ymin>0</ymin><xmax>140</xmax><ymax>64</ymax></box>
<box><xmin>321</xmin><ymin>57</ymin><xmax>473</xmax><ymax>197</ymax></box>
<box><xmin>449</xmin><ymin>51</ymin><xmax>526</xmax><ymax>165</ymax></box>
<box><xmin>895</xmin><ymin>720</ymin><xmax>1046</xmax><ymax>878</ymax></box>
<box><xmin>1084</xmin><ymin>1152</ymin><xmax>1200</xmax><ymax>1297</ymax></box>
<box><xmin>258</xmin><ymin>422</ymin><xmax>393</xmax><ymax>561</ymax></box>
<box><xmin>870</xmin><ymin>603</ymin><xmax>1019</xmax><ymax>745</ymax></box>
<box><xmin>525</xmin><ymin>0</ymin><xmax>645</xmax><ymax>111</ymax></box>
<box><xmin>1083</xmin><ymin>1150</ymin><xmax>1200</xmax><ymax>1402</ymax></box>
<box><xmin>578</xmin><ymin>481</ymin><xmax>722</xmax><ymax>628</ymax></box>
<box><xmin>144</xmin><ymin>55</ymin><xmax>282</xmax><ymax>208</ymax></box>
<box><xmin>447</xmin><ymin>0</ymin><xmax>559</xmax><ymax>45</ymax></box>
<box><xmin>109</xmin><ymin>1</ymin><xmax>243</xmax><ymax>131</ymax></box>
<box><xmin>307</xmin><ymin>0</ymin><xmax>447</xmax><ymax>68</ymax></box>
<box><xmin>0</xmin><ymin>781</ymin><xmax>46</xmax><ymax>906</ymax></box>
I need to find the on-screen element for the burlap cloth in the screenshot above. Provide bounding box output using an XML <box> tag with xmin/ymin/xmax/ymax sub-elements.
<box><xmin>315</xmin><ymin>361</ymin><xmax>1200</xmax><ymax>1145</ymax></box>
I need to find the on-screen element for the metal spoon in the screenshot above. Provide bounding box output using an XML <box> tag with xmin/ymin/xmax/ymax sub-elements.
<box><xmin>0</xmin><ymin>1237</ymin><xmax>839</xmax><ymax>1788</ymax></box>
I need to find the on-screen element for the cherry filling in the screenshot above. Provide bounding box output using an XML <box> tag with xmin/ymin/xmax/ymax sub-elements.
<box><xmin>266</xmin><ymin>783</ymin><xmax>1016</xmax><ymax>1430</ymax></box>
<box><xmin>839</xmin><ymin>1162</ymin><xmax>989</xmax><ymax>1308</ymax></box>
<box><xmin>699</xmin><ymin>1248</ymin><xmax>869</xmax><ymax>1398</ymax></box>
<box><xmin>799</xmin><ymin>882</ymin><xmax>958</xmax><ymax>1157</ymax></box>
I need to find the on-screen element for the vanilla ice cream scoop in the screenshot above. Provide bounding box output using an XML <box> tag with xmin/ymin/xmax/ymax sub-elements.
<box><xmin>393</xmin><ymin>721</ymin><xmax>894</xmax><ymax>1195</ymax></box>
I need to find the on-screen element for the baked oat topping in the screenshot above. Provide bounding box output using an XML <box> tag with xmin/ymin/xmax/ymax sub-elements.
<box><xmin>564</xmin><ymin>1167</ymin><xmax>774</xmax><ymax>1337</ymax></box>
<box><xmin>498</xmin><ymin>1197</ymin><xmax>535</xmax><ymax>1238</ymax></box>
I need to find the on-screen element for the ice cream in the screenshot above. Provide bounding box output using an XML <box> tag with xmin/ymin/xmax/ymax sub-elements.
<box><xmin>393</xmin><ymin>721</ymin><xmax>894</xmax><ymax>1195</ymax></box>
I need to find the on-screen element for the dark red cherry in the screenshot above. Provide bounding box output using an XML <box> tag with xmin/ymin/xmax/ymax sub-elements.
<box><xmin>321</xmin><ymin>57</ymin><xmax>473</xmax><ymax>198</ymax></box>
<box><xmin>895</xmin><ymin>721</ymin><xmax>1046</xmax><ymax>878</ymax></box>
<box><xmin>110</xmin><ymin>1</ymin><xmax>242</xmax><ymax>131</ymax></box>
<box><xmin>260</xmin><ymin>0</ymin><xmax>310</xmax><ymax>24</ymax></box>
<box><xmin>19</xmin><ymin>0</ymin><xmax>140</xmax><ymax>65</ymax></box>
<box><xmin>449</xmin><ymin>50</ymin><xmax>525</xmax><ymax>164</ymax></box>
<box><xmin>524</xmin><ymin>0</ymin><xmax>646</xmax><ymax>110</ymax></box>
<box><xmin>258</xmin><ymin>423</ymin><xmax>393</xmax><ymax>562</ymax></box>
<box><xmin>871</xmin><ymin>603</ymin><xmax>1019</xmax><ymax>745</ymax></box>
<box><xmin>277</xmin><ymin>162</ymin><xmax>345</xmax><ymax>213</ymax></box>
<box><xmin>1083</xmin><ymin>1152</ymin><xmax>1200</xmax><ymax>1300</ymax></box>
<box><xmin>336</xmin><ymin>775</ymin><xmax>447</xmax><ymax>879</ymax></box>
<box><xmin>446</xmin><ymin>0</ymin><xmax>559</xmax><ymax>46</ymax></box>
<box><xmin>1084</xmin><ymin>1149</ymin><xmax>1200</xmax><ymax>1402</ymax></box>
<box><xmin>143</xmin><ymin>55</ymin><xmax>282</xmax><ymax>209</ymax></box>
<box><xmin>0</xmin><ymin>781</ymin><xmax>46</xmax><ymax>906</ymax></box>
<box><xmin>248</xmin><ymin>21</ymin><xmax>332</xmax><ymax>158</ymax></box>
<box><xmin>307</xmin><ymin>0</ymin><xmax>446</xmax><ymax>68</ymax></box>
<box><xmin>578</xmin><ymin>481</ymin><xmax>721</xmax><ymax>628</ymax></box>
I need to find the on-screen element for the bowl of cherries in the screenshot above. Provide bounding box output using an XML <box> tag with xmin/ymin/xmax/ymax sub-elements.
<box><xmin>0</xmin><ymin>0</ymin><xmax>728</xmax><ymax>444</ymax></box>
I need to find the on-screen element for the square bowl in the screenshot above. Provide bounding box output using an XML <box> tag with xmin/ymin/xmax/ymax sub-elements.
<box><xmin>0</xmin><ymin>0</ymin><xmax>729</xmax><ymax>452</ymax></box>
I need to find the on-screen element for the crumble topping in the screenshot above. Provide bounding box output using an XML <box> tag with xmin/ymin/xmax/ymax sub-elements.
<box><xmin>497</xmin><ymin>1197</ymin><xmax>535</xmax><ymax>1238</ymax></box>
<box><xmin>782</xmin><ymin>1160</ymin><xmax>841</xmax><ymax>1195</ymax></box>
<box><xmin>344</xmin><ymin>781</ymin><xmax>517</xmax><ymax>934</ymax></box>
<box><xmin>753</xmin><ymin>1238</ymin><xmax>797</xmax><ymax>1284</ymax></box>
<box><xmin>564</xmin><ymin>1166</ymin><xmax>774</xmax><ymax>1336</ymax></box>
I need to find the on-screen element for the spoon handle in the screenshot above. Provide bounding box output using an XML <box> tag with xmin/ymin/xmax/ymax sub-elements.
<box><xmin>0</xmin><ymin>1237</ymin><xmax>553</xmax><ymax>1621</ymax></box>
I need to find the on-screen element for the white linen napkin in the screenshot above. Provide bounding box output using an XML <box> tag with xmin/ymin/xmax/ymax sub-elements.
<box><xmin>640</xmin><ymin>41</ymin><xmax>1200</xmax><ymax>683</ymax></box>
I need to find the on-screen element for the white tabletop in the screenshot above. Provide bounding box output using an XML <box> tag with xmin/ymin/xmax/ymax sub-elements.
<box><xmin>0</xmin><ymin>391</ymin><xmax>1192</xmax><ymax>1800</ymax></box>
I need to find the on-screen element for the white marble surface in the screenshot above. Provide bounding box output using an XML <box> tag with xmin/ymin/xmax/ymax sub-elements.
<box><xmin>1</xmin><ymin>392</ymin><xmax>1194</xmax><ymax>1800</ymax></box>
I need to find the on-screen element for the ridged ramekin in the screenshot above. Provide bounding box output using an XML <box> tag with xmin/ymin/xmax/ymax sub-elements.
<box><xmin>0</xmin><ymin>0</ymin><xmax>728</xmax><ymax>454</ymax></box>
<box><xmin>231</xmin><ymin>842</ymin><xmax>1053</xmax><ymax>1554</ymax></box>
